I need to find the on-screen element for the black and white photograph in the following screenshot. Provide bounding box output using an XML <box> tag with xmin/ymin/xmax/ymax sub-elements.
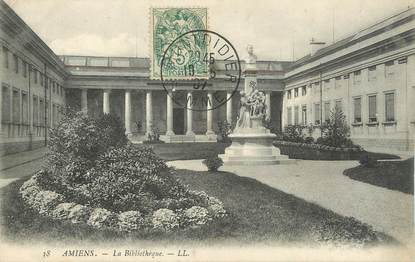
<box><xmin>0</xmin><ymin>0</ymin><xmax>414</xmax><ymax>261</ymax></box>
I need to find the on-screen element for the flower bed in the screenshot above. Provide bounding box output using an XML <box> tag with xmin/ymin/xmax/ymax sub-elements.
<box><xmin>19</xmin><ymin>171</ymin><xmax>227</xmax><ymax>233</ymax></box>
<box><xmin>273</xmin><ymin>140</ymin><xmax>365</xmax><ymax>160</ymax></box>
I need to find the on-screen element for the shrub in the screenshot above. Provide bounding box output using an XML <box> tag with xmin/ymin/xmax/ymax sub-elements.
<box><xmin>87</xmin><ymin>208</ymin><xmax>116</xmax><ymax>229</ymax></box>
<box><xmin>282</xmin><ymin>125</ymin><xmax>305</xmax><ymax>143</ymax></box>
<box><xmin>95</xmin><ymin>113</ymin><xmax>128</xmax><ymax>148</ymax></box>
<box><xmin>29</xmin><ymin>190</ymin><xmax>64</xmax><ymax>215</ymax></box>
<box><xmin>152</xmin><ymin>208</ymin><xmax>179</xmax><ymax>231</ymax></box>
<box><xmin>52</xmin><ymin>203</ymin><xmax>78</xmax><ymax>220</ymax></box>
<box><xmin>146</xmin><ymin>124</ymin><xmax>161</xmax><ymax>142</ymax></box>
<box><xmin>217</xmin><ymin>120</ymin><xmax>232</xmax><ymax>142</ymax></box>
<box><xmin>320</xmin><ymin>107</ymin><xmax>353</xmax><ymax>148</ymax></box>
<box><xmin>359</xmin><ymin>154</ymin><xmax>377</xmax><ymax>168</ymax></box>
<box><xmin>118</xmin><ymin>211</ymin><xmax>145</xmax><ymax>232</ymax></box>
<box><xmin>68</xmin><ymin>204</ymin><xmax>91</xmax><ymax>224</ymax></box>
<box><xmin>87</xmin><ymin>145</ymin><xmax>189</xmax><ymax>213</ymax></box>
<box><xmin>304</xmin><ymin>136</ymin><xmax>314</xmax><ymax>144</ymax></box>
<box><xmin>202</xmin><ymin>156</ymin><xmax>223</xmax><ymax>171</ymax></box>
<box><xmin>208</xmin><ymin>203</ymin><xmax>227</xmax><ymax>218</ymax></box>
<box><xmin>184</xmin><ymin>206</ymin><xmax>210</xmax><ymax>226</ymax></box>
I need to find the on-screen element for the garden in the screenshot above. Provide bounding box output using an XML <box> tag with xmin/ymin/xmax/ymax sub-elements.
<box><xmin>0</xmin><ymin>109</ymin><xmax>399</xmax><ymax>246</ymax></box>
<box><xmin>273</xmin><ymin>108</ymin><xmax>400</xmax><ymax>161</ymax></box>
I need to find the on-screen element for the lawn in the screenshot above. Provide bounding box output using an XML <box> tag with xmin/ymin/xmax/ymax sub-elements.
<box><xmin>344</xmin><ymin>157</ymin><xmax>414</xmax><ymax>194</ymax></box>
<box><xmin>1</xmin><ymin>171</ymin><xmax>396</xmax><ymax>246</ymax></box>
<box><xmin>135</xmin><ymin>142</ymin><xmax>231</xmax><ymax>161</ymax></box>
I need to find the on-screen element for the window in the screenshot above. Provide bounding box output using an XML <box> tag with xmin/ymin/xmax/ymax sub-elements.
<box><xmin>353</xmin><ymin>70</ymin><xmax>361</xmax><ymax>84</ymax></box>
<box><xmin>385</xmin><ymin>60</ymin><xmax>395</xmax><ymax>77</ymax></box>
<box><xmin>40</xmin><ymin>73</ymin><xmax>44</xmax><ymax>86</ymax></box>
<box><xmin>368</xmin><ymin>95</ymin><xmax>377</xmax><ymax>122</ymax></box>
<box><xmin>287</xmin><ymin>107</ymin><xmax>292</xmax><ymax>125</ymax></box>
<box><xmin>33</xmin><ymin>96</ymin><xmax>38</xmax><ymax>125</ymax></box>
<box><xmin>2</xmin><ymin>85</ymin><xmax>10</xmax><ymax>122</ymax></box>
<box><xmin>314</xmin><ymin>103</ymin><xmax>321</xmax><ymax>125</ymax></box>
<box><xmin>34</xmin><ymin>70</ymin><xmax>38</xmax><ymax>84</ymax></box>
<box><xmin>52</xmin><ymin>82</ymin><xmax>55</xmax><ymax>94</ymax></box>
<box><xmin>294</xmin><ymin>106</ymin><xmax>299</xmax><ymax>125</ymax></box>
<box><xmin>294</xmin><ymin>88</ymin><xmax>299</xmax><ymax>97</ymax></box>
<box><xmin>353</xmin><ymin>97</ymin><xmax>362</xmax><ymax>123</ymax></box>
<box><xmin>324</xmin><ymin>102</ymin><xmax>330</xmax><ymax>122</ymax></box>
<box><xmin>23</xmin><ymin>61</ymin><xmax>27</xmax><ymax>78</ymax></box>
<box><xmin>335</xmin><ymin>100</ymin><xmax>342</xmax><ymax>112</ymax></box>
<box><xmin>335</xmin><ymin>76</ymin><xmax>342</xmax><ymax>88</ymax></box>
<box><xmin>39</xmin><ymin>99</ymin><xmax>44</xmax><ymax>126</ymax></box>
<box><xmin>368</xmin><ymin>65</ymin><xmax>376</xmax><ymax>81</ymax></box>
<box><xmin>12</xmin><ymin>89</ymin><xmax>20</xmax><ymax>123</ymax></box>
<box><xmin>2</xmin><ymin>46</ymin><xmax>9</xmax><ymax>68</ymax></box>
<box><xmin>301</xmin><ymin>105</ymin><xmax>307</xmax><ymax>125</ymax></box>
<box><xmin>22</xmin><ymin>92</ymin><xmax>28</xmax><ymax>124</ymax></box>
<box><xmin>301</xmin><ymin>86</ymin><xmax>307</xmax><ymax>96</ymax></box>
<box><xmin>385</xmin><ymin>93</ymin><xmax>395</xmax><ymax>122</ymax></box>
<box><xmin>13</xmin><ymin>54</ymin><xmax>18</xmax><ymax>74</ymax></box>
<box><xmin>287</xmin><ymin>90</ymin><xmax>291</xmax><ymax>99</ymax></box>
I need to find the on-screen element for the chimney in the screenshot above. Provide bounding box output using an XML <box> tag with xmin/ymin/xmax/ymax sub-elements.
<box><xmin>310</xmin><ymin>38</ymin><xmax>326</xmax><ymax>56</ymax></box>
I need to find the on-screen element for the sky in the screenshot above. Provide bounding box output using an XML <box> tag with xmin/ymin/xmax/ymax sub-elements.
<box><xmin>4</xmin><ymin>0</ymin><xmax>412</xmax><ymax>61</ymax></box>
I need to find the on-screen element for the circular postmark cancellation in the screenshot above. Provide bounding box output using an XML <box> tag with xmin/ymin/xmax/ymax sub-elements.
<box><xmin>160</xmin><ymin>29</ymin><xmax>241</xmax><ymax>111</ymax></box>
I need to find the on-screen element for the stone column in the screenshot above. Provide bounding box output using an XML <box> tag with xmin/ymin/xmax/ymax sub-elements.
<box><xmin>124</xmin><ymin>89</ymin><xmax>132</xmax><ymax>136</ymax></box>
<box><xmin>265</xmin><ymin>91</ymin><xmax>271</xmax><ymax>121</ymax></box>
<box><xmin>146</xmin><ymin>90</ymin><xmax>153</xmax><ymax>135</ymax></box>
<box><xmin>81</xmin><ymin>89</ymin><xmax>88</xmax><ymax>114</ymax></box>
<box><xmin>166</xmin><ymin>92</ymin><xmax>174</xmax><ymax>135</ymax></box>
<box><xmin>226</xmin><ymin>92</ymin><xmax>232</xmax><ymax>124</ymax></box>
<box><xmin>186</xmin><ymin>91</ymin><xmax>194</xmax><ymax>135</ymax></box>
<box><xmin>206</xmin><ymin>92</ymin><xmax>214</xmax><ymax>135</ymax></box>
<box><xmin>103</xmin><ymin>89</ymin><xmax>110</xmax><ymax>114</ymax></box>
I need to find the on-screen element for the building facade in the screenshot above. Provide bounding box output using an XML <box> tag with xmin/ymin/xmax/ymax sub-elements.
<box><xmin>283</xmin><ymin>8</ymin><xmax>415</xmax><ymax>151</ymax></box>
<box><xmin>0</xmin><ymin>1</ymin><xmax>414</xmax><ymax>155</ymax></box>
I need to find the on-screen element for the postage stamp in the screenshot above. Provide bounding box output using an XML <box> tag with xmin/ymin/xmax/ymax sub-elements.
<box><xmin>150</xmin><ymin>8</ymin><xmax>208</xmax><ymax>79</ymax></box>
<box><xmin>160</xmin><ymin>29</ymin><xmax>242</xmax><ymax>111</ymax></box>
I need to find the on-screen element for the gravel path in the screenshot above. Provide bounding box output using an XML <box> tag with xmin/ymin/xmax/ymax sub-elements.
<box><xmin>168</xmin><ymin>159</ymin><xmax>414</xmax><ymax>245</ymax></box>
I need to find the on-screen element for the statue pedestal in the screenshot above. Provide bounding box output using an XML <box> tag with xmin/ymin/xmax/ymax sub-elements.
<box><xmin>220</xmin><ymin>128</ymin><xmax>296</xmax><ymax>166</ymax></box>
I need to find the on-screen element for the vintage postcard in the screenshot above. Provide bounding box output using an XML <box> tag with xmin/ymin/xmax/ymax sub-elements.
<box><xmin>0</xmin><ymin>0</ymin><xmax>414</xmax><ymax>261</ymax></box>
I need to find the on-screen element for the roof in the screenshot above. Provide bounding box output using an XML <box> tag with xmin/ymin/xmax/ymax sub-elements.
<box><xmin>290</xmin><ymin>7</ymin><xmax>415</xmax><ymax>70</ymax></box>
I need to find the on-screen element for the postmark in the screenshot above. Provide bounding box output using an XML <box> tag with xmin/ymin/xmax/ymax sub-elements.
<box><xmin>160</xmin><ymin>29</ymin><xmax>241</xmax><ymax>111</ymax></box>
<box><xmin>150</xmin><ymin>8</ymin><xmax>208</xmax><ymax>80</ymax></box>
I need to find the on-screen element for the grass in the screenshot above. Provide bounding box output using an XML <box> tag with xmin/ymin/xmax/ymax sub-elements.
<box><xmin>344</xmin><ymin>158</ymin><xmax>414</xmax><ymax>194</ymax></box>
<box><xmin>1</xmin><ymin>171</ymin><xmax>396</xmax><ymax>246</ymax></box>
<box><xmin>135</xmin><ymin>142</ymin><xmax>231</xmax><ymax>161</ymax></box>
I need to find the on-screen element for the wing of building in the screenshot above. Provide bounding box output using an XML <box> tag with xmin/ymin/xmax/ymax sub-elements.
<box><xmin>0</xmin><ymin>1</ymin><xmax>414</xmax><ymax>155</ymax></box>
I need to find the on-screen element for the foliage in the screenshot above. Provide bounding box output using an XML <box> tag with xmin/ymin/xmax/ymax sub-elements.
<box><xmin>202</xmin><ymin>156</ymin><xmax>224</xmax><ymax>171</ymax></box>
<box><xmin>135</xmin><ymin>120</ymin><xmax>142</xmax><ymax>133</ymax></box>
<box><xmin>320</xmin><ymin>107</ymin><xmax>354</xmax><ymax>148</ymax></box>
<box><xmin>152</xmin><ymin>208</ymin><xmax>180</xmax><ymax>231</ymax></box>
<box><xmin>87</xmin><ymin>145</ymin><xmax>191</xmax><ymax>213</ymax></box>
<box><xmin>117</xmin><ymin>211</ymin><xmax>145</xmax><ymax>232</ymax></box>
<box><xmin>184</xmin><ymin>206</ymin><xmax>211</xmax><ymax>226</ymax></box>
<box><xmin>95</xmin><ymin>113</ymin><xmax>128</xmax><ymax>148</ymax></box>
<box><xmin>304</xmin><ymin>136</ymin><xmax>315</xmax><ymax>144</ymax></box>
<box><xmin>87</xmin><ymin>208</ymin><xmax>117</xmax><ymax>229</ymax></box>
<box><xmin>282</xmin><ymin>124</ymin><xmax>305</xmax><ymax>143</ymax></box>
<box><xmin>217</xmin><ymin>120</ymin><xmax>232</xmax><ymax>142</ymax></box>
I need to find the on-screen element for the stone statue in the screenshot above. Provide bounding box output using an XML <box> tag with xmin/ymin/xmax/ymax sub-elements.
<box><xmin>245</xmin><ymin>44</ymin><xmax>257</xmax><ymax>70</ymax></box>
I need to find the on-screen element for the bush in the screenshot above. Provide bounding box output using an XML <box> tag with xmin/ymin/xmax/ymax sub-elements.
<box><xmin>320</xmin><ymin>107</ymin><xmax>353</xmax><ymax>148</ymax></box>
<box><xmin>118</xmin><ymin>211</ymin><xmax>145</xmax><ymax>232</ymax></box>
<box><xmin>282</xmin><ymin>125</ymin><xmax>305</xmax><ymax>143</ymax></box>
<box><xmin>202</xmin><ymin>156</ymin><xmax>223</xmax><ymax>171</ymax></box>
<box><xmin>87</xmin><ymin>208</ymin><xmax>117</xmax><ymax>229</ymax></box>
<box><xmin>95</xmin><ymin>113</ymin><xmax>128</xmax><ymax>148</ymax></box>
<box><xmin>184</xmin><ymin>206</ymin><xmax>211</xmax><ymax>226</ymax></box>
<box><xmin>87</xmin><ymin>145</ymin><xmax>190</xmax><ymax>213</ymax></box>
<box><xmin>217</xmin><ymin>120</ymin><xmax>232</xmax><ymax>142</ymax></box>
<box><xmin>359</xmin><ymin>154</ymin><xmax>377</xmax><ymax>168</ymax></box>
<box><xmin>304</xmin><ymin>136</ymin><xmax>314</xmax><ymax>144</ymax></box>
<box><xmin>152</xmin><ymin>208</ymin><xmax>179</xmax><ymax>231</ymax></box>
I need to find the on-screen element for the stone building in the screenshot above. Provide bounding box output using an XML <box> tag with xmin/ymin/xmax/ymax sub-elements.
<box><xmin>283</xmin><ymin>8</ymin><xmax>415</xmax><ymax>151</ymax></box>
<box><xmin>0</xmin><ymin>1</ymin><xmax>414</xmax><ymax>155</ymax></box>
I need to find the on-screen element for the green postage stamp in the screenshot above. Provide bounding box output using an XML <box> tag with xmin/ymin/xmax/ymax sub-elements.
<box><xmin>150</xmin><ymin>8</ymin><xmax>208</xmax><ymax>80</ymax></box>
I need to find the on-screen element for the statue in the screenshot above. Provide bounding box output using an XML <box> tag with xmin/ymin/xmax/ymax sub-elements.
<box><xmin>235</xmin><ymin>87</ymin><xmax>267</xmax><ymax>131</ymax></box>
<box><xmin>245</xmin><ymin>44</ymin><xmax>257</xmax><ymax>70</ymax></box>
